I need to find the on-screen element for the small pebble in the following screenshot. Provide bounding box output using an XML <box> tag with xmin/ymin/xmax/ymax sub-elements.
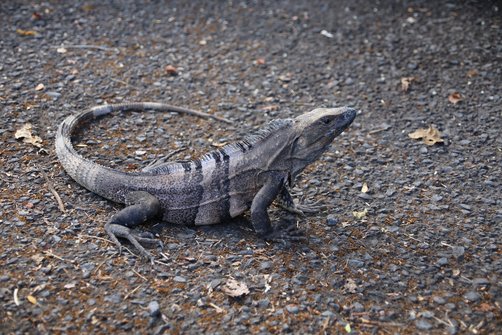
<box><xmin>464</xmin><ymin>291</ymin><xmax>480</xmax><ymax>302</ymax></box>
<box><xmin>285</xmin><ymin>304</ymin><xmax>299</xmax><ymax>314</ymax></box>
<box><xmin>326</xmin><ymin>214</ymin><xmax>338</xmax><ymax>226</ymax></box>
<box><xmin>173</xmin><ymin>276</ymin><xmax>187</xmax><ymax>283</ymax></box>
<box><xmin>432</xmin><ymin>296</ymin><xmax>446</xmax><ymax>304</ymax></box>
<box><xmin>415</xmin><ymin>319</ymin><xmax>433</xmax><ymax>330</ymax></box>
<box><xmin>148</xmin><ymin>301</ymin><xmax>161</xmax><ymax>318</ymax></box>
<box><xmin>351</xmin><ymin>302</ymin><xmax>364</xmax><ymax>312</ymax></box>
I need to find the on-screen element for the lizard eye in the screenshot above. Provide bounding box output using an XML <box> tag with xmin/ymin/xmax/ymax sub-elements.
<box><xmin>320</xmin><ymin>116</ymin><xmax>331</xmax><ymax>125</ymax></box>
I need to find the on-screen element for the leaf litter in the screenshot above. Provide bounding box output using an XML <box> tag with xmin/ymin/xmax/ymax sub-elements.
<box><xmin>15</xmin><ymin>123</ymin><xmax>43</xmax><ymax>148</ymax></box>
<box><xmin>408</xmin><ymin>125</ymin><xmax>444</xmax><ymax>146</ymax></box>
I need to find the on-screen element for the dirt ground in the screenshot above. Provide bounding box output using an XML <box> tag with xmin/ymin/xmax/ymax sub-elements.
<box><xmin>1</xmin><ymin>1</ymin><xmax>500</xmax><ymax>334</ymax></box>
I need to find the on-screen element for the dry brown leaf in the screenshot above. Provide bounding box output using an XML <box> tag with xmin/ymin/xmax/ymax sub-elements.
<box><xmin>221</xmin><ymin>279</ymin><xmax>249</xmax><ymax>297</ymax></box>
<box><xmin>16</xmin><ymin>29</ymin><xmax>37</xmax><ymax>36</ymax></box>
<box><xmin>408</xmin><ymin>125</ymin><xmax>444</xmax><ymax>146</ymax></box>
<box><xmin>27</xmin><ymin>295</ymin><xmax>37</xmax><ymax>305</ymax></box>
<box><xmin>208</xmin><ymin>302</ymin><xmax>225</xmax><ymax>313</ymax></box>
<box><xmin>467</xmin><ymin>69</ymin><xmax>478</xmax><ymax>78</ymax></box>
<box><xmin>31</xmin><ymin>254</ymin><xmax>45</xmax><ymax>265</ymax></box>
<box><xmin>448</xmin><ymin>92</ymin><xmax>463</xmax><ymax>104</ymax></box>
<box><xmin>344</xmin><ymin>278</ymin><xmax>357</xmax><ymax>293</ymax></box>
<box><xmin>165</xmin><ymin>65</ymin><xmax>178</xmax><ymax>75</ymax></box>
<box><xmin>278</xmin><ymin>73</ymin><xmax>292</xmax><ymax>82</ymax></box>
<box><xmin>32</xmin><ymin>12</ymin><xmax>43</xmax><ymax>20</ymax></box>
<box><xmin>477</xmin><ymin>303</ymin><xmax>493</xmax><ymax>312</ymax></box>
<box><xmin>15</xmin><ymin>123</ymin><xmax>43</xmax><ymax>148</ymax></box>
<box><xmin>401</xmin><ymin>76</ymin><xmax>415</xmax><ymax>92</ymax></box>
<box><xmin>352</xmin><ymin>208</ymin><xmax>368</xmax><ymax>219</ymax></box>
<box><xmin>260</xmin><ymin>105</ymin><xmax>279</xmax><ymax>112</ymax></box>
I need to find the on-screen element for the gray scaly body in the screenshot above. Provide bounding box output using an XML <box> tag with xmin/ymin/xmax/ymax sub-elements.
<box><xmin>56</xmin><ymin>102</ymin><xmax>356</xmax><ymax>260</ymax></box>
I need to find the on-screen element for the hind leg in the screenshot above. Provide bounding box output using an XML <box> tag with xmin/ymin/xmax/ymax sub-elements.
<box><xmin>104</xmin><ymin>191</ymin><xmax>162</xmax><ymax>262</ymax></box>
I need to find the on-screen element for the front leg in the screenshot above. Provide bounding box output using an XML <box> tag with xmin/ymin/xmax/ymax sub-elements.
<box><xmin>251</xmin><ymin>174</ymin><xmax>305</xmax><ymax>242</ymax></box>
<box><xmin>104</xmin><ymin>191</ymin><xmax>162</xmax><ymax>262</ymax></box>
<box><xmin>276</xmin><ymin>186</ymin><xmax>306</xmax><ymax>217</ymax></box>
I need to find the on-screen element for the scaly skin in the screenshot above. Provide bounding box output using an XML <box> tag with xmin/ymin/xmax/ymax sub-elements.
<box><xmin>55</xmin><ymin>102</ymin><xmax>357</xmax><ymax>261</ymax></box>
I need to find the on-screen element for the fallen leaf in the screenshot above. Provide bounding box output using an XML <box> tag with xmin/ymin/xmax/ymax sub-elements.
<box><xmin>165</xmin><ymin>65</ymin><xmax>178</xmax><ymax>75</ymax></box>
<box><xmin>221</xmin><ymin>279</ymin><xmax>249</xmax><ymax>297</ymax></box>
<box><xmin>35</xmin><ymin>83</ymin><xmax>45</xmax><ymax>91</ymax></box>
<box><xmin>448</xmin><ymin>92</ymin><xmax>463</xmax><ymax>104</ymax></box>
<box><xmin>278</xmin><ymin>73</ymin><xmax>292</xmax><ymax>82</ymax></box>
<box><xmin>81</xmin><ymin>4</ymin><xmax>95</xmax><ymax>11</ymax></box>
<box><xmin>352</xmin><ymin>208</ymin><xmax>368</xmax><ymax>219</ymax></box>
<box><xmin>208</xmin><ymin>302</ymin><xmax>225</xmax><ymax>313</ymax></box>
<box><xmin>408</xmin><ymin>125</ymin><xmax>444</xmax><ymax>146</ymax></box>
<box><xmin>32</xmin><ymin>12</ymin><xmax>43</xmax><ymax>20</ymax></box>
<box><xmin>467</xmin><ymin>69</ymin><xmax>478</xmax><ymax>78</ymax></box>
<box><xmin>401</xmin><ymin>76</ymin><xmax>415</xmax><ymax>92</ymax></box>
<box><xmin>344</xmin><ymin>278</ymin><xmax>357</xmax><ymax>293</ymax></box>
<box><xmin>320</xmin><ymin>30</ymin><xmax>334</xmax><ymax>38</ymax></box>
<box><xmin>260</xmin><ymin>105</ymin><xmax>279</xmax><ymax>112</ymax></box>
<box><xmin>31</xmin><ymin>254</ymin><xmax>45</xmax><ymax>265</ymax></box>
<box><xmin>27</xmin><ymin>295</ymin><xmax>37</xmax><ymax>305</ymax></box>
<box><xmin>14</xmin><ymin>288</ymin><xmax>20</xmax><ymax>306</ymax></box>
<box><xmin>15</xmin><ymin>123</ymin><xmax>43</xmax><ymax>148</ymax></box>
<box><xmin>16</xmin><ymin>29</ymin><xmax>37</xmax><ymax>36</ymax></box>
<box><xmin>477</xmin><ymin>303</ymin><xmax>493</xmax><ymax>312</ymax></box>
<box><xmin>361</xmin><ymin>183</ymin><xmax>369</xmax><ymax>193</ymax></box>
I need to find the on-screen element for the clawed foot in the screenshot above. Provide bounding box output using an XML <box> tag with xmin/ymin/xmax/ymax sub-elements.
<box><xmin>263</xmin><ymin>220</ymin><xmax>307</xmax><ymax>244</ymax></box>
<box><xmin>295</xmin><ymin>201</ymin><xmax>324</xmax><ymax>214</ymax></box>
<box><xmin>277</xmin><ymin>200</ymin><xmax>324</xmax><ymax>216</ymax></box>
<box><xmin>105</xmin><ymin>223</ymin><xmax>163</xmax><ymax>263</ymax></box>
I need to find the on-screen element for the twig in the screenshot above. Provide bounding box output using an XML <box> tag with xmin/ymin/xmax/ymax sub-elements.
<box><xmin>159</xmin><ymin>252</ymin><xmax>171</xmax><ymax>262</ymax></box>
<box><xmin>154</xmin><ymin>259</ymin><xmax>171</xmax><ymax>267</ymax></box>
<box><xmin>359</xmin><ymin>320</ymin><xmax>404</xmax><ymax>327</ymax></box>
<box><xmin>124</xmin><ymin>284</ymin><xmax>142</xmax><ymax>300</ymax></box>
<box><xmin>79</xmin><ymin>234</ymin><xmax>114</xmax><ymax>244</ymax></box>
<box><xmin>43</xmin><ymin>250</ymin><xmax>76</xmax><ymax>266</ymax></box>
<box><xmin>132</xmin><ymin>268</ymin><xmax>148</xmax><ymax>281</ymax></box>
<box><xmin>41</xmin><ymin>171</ymin><xmax>65</xmax><ymax>213</ymax></box>
<box><xmin>93</xmin><ymin>259</ymin><xmax>108</xmax><ymax>274</ymax></box>
<box><xmin>57</xmin><ymin>44</ymin><xmax>114</xmax><ymax>51</ymax></box>
<box><xmin>109</xmin><ymin>78</ymin><xmax>141</xmax><ymax>90</ymax></box>
<box><xmin>211</xmin><ymin>239</ymin><xmax>223</xmax><ymax>248</ymax></box>
<box><xmin>368</xmin><ymin>127</ymin><xmax>390</xmax><ymax>135</ymax></box>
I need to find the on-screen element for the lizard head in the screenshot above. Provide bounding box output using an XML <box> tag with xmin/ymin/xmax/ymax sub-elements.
<box><xmin>289</xmin><ymin>106</ymin><xmax>357</xmax><ymax>178</ymax></box>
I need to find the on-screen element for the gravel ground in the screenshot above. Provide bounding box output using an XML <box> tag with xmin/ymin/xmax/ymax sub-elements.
<box><xmin>1</xmin><ymin>1</ymin><xmax>501</xmax><ymax>334</ymax></box>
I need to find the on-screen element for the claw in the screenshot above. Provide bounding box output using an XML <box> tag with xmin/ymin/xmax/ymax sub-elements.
<box><xmin>105</xmin><ymin>223</ymin><xmax>161</xmax><ymax>260</ymax></box>
<box><xmin>264</xmin><ymin>221</ymin><xmax>307</xmax><ymax>243</ymax></box>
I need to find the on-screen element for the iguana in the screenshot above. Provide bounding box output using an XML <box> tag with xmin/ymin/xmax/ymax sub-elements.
<box><xmin>55</xmin><ymin>102</ymin><xmax>356</xmax><ymax>261</ymax></box>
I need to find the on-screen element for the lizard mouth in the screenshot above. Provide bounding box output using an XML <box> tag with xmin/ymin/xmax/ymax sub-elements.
<box><xmin>323</xmin><ymin>108</ymin><xmax>356</xmax><ymax>140</ymax></box>
<box><xmin>333</xmin><ymin>107</ymin><xmax>357</xmax><ymax>135</ymax></box>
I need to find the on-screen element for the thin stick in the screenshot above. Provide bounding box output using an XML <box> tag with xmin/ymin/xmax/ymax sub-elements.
<box><xmin>41</xmin><ymin>171</ymin><xmax>65</xmax><ymax>213</ymax></box>
<box><xmin>57</xmin><ymin>44</ymin><xmax>114</xmax><ymax>51</ymax></box>
<box><xmin>124</xmin><ymin>285</ymin><xmax>142</xmax><ymax>300</ymax></box>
